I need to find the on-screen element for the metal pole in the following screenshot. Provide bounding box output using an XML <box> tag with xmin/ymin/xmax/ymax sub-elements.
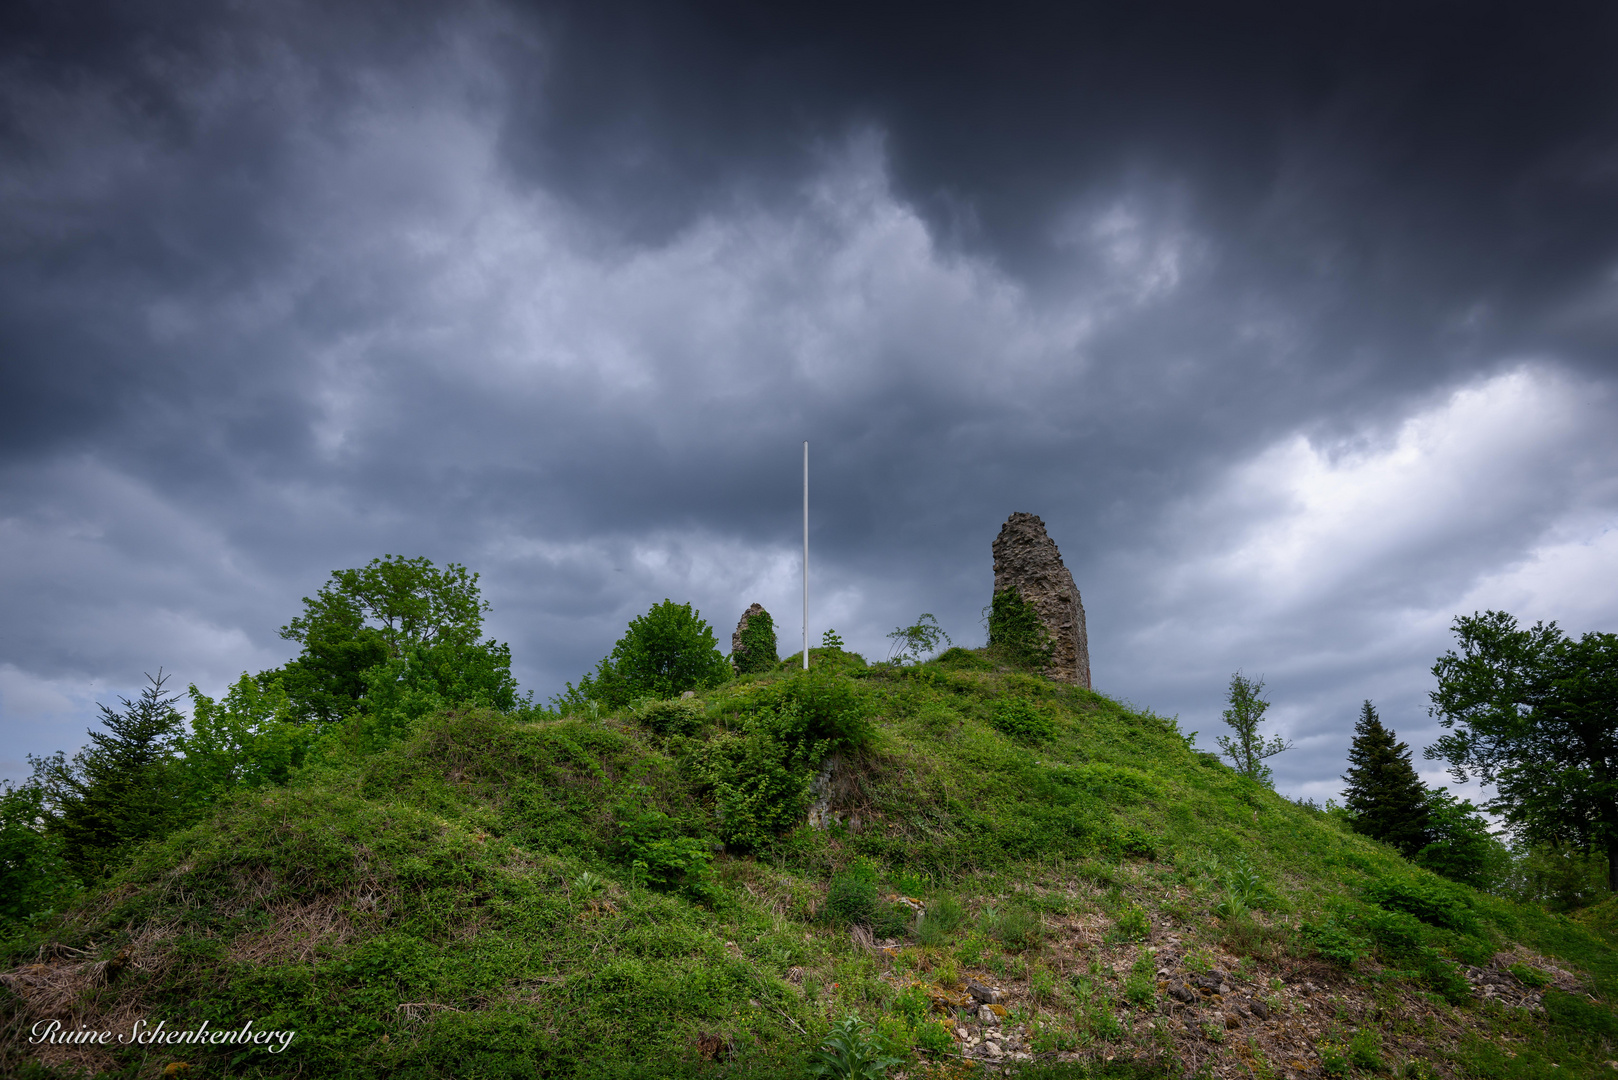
<box><xmin>802</xmin><ymin>441</ymin><xmax>809</xmax><ymax>669</ymax></box>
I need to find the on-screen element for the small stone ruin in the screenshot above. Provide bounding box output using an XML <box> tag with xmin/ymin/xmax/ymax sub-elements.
<box><xmin>730</xmin><ymin>602</ymin><xmax>777</xmax><ymax>673</ymax></box>
<box><xmin>991</xmin><ymin>512</ymin><xmax>1091</xmax><ymax>687</ymax></box>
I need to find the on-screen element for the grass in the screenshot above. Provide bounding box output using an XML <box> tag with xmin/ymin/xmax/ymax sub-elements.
<box><xmin>3</xmin><ymin>654</ymin><xmax>1617</xmax><ymax>1078</ymax></box>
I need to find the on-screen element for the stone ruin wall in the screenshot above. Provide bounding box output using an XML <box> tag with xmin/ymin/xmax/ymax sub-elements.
<box><xmin>991</xmin><ymin>511</ymin><xmax>1091</xmax><ymax>688</ymax></box>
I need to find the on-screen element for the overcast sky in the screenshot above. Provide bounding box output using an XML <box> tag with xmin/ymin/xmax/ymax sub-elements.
<box><xmin>4</xmin><ymin>1</ymin><xmax>1617</xmax><ymax>810</ymax></box>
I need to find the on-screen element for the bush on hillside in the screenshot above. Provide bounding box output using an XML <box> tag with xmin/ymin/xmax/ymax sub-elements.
<box><xmin>990</xmin><ymin>696</ymin><xmax>1053</xmax><ymax>741</ymax></box>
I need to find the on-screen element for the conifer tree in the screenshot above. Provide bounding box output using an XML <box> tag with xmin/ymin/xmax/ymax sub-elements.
<box><xmin>1341</xmin><ymin>700</ymin><xmax>1431</xmax><ymax>857</ymax></box>
<box><xmin>40</xmin><ymin>672</ymin><xmax>189</xmax><ymax>879</ymax></box>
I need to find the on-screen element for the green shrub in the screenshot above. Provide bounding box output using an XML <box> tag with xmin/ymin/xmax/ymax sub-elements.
<box><xmin>826</xmin><ymin>861</ymin><xmax>881</xmax><ymax>927</ymax></box>
<box><xmin>1348</xmin><ymin>1027</ymin><xmax>1385</xmax><ymax>1072</ymax></box>
<box><xmin>1111</xmin><ymin>903</ymin><xmax>1151</xmax><ymax>942</ymax></box>
<box><xmin>1303</xmin><ymin>916</ymin><xmax>1367</xmax><ymax>968</ymax></box>
<box><xmin>634</xmin><ymin>696</ymin><xmax>706</xmax><ymax>737</ymax></box>
<box><xmin>610</xmin><ymin>802</ymin><xmax>715</xmax><ymax>900</ymax></box>
<box><xmin>913</xmin><ymin>1020</ymin><xmax>955</xmax><ymax>1056</ymax></box>
<box><xmin>562</xmin><ymin>599</ymin><xmax>732</xmax><ymax>710</ymax></box>
<box><xmin>1507</xmin><ymin>962</ymin><xmax>1549</xmax><ymax>987</ymax></box>
<box><xmin>1123</xmin><ymin>950</ymin><xmax>1156</xmax><ymax>1005</ymax></box>
<box><xmin>891</xmin><ymin>983</ymin><xmax>930</xmax><ymax>1026</ymax></box>
<box><xmin>1363</xmin><ymin>876</ymin><xmax>1478</xmax><ymax>935</ymax></box>
<box><xmin>989</xmin><ymin>696</ymin><xmax>1054</xmax><ymax>741</ymax></box>
<box><xmin>986</xmin><ymin>903</ymin><xmax>1043</xmax><ymax>951</ymax></box>
<box><xmin>1543</xmin><ymin>989</ymin><xmax>1618</xmax><ymax>1038</ymax></box>
<box><xmin>935</xmin><ymin>647</ymin><xmax>994</xmax><ymax>671</ymax></box>
<box><xmin>915</xmin><ymin>893</ymin><xmax>966</xmax><ymax>946</ymax></box>
<box><xmin>688</xmin><ymin>721</ymin><xmax>815</xmax><ymax>852</ymax></box>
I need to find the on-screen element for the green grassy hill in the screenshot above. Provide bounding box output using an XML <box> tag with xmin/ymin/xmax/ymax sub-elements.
<box><xmin>5</xmin><ymin>649</ymin><xmax>1617</xmax><ymax>1079</ymax></box>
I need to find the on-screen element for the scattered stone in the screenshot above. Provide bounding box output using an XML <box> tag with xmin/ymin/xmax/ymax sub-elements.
<box><xmin>984</xmin><ymin>1042</ymin><xmax>1003</xmax><ymax>1058</ymax></box>
<box><xmin>968</xmin><ymin>979</ymin><xmax>1003</xmax><ymax>1004</ymax></box>
<box><xmin>955</xmin><ymin>1027</ymin><xmax>969</xmax><ymax>1040</ymax></box>
<box><xmin>991</xmin><ymin>512</ymin><xmax>1091</xmax><ymax>686</ymax></box>
<box><xmin>679</xmin><ymin>690</ymin><xmax>696</xmax><ymax>700</ymax></box>
<box><xmin>1249</xmin><ymin>999</ymin><xmax>1270</xmax><ymax>1020</ymax></box>
<box><xmin>1169</xmin><ymin>983</ymin><xmax>1197</xmax><ymax>1004</ymax></box>
<box><xmin>978</xmin><ymin>1005</ymin><xmax>1000</xmax><ymax>1025</ymax></box>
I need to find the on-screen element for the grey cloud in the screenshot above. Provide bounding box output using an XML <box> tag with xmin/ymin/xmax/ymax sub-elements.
<box><xmin>2</xmin><ymin>2</ymin><xmax>1616</xmax><ymax>817</ymax></box>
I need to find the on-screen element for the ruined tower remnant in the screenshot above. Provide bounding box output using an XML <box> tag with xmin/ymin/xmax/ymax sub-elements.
<box><xmin>730</xmin><ymin>602</ymin><xmax>778</xmax><ymax>673</ymax></box>
<box><xmin>991</xmin><ymin>512</ymin><xmax>1091</xmax><ymax>688</ymax></box>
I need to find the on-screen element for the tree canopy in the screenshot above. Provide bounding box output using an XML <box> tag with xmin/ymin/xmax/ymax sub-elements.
<box><xmin>1427</xmin><ymin>610</ymin><xmax>1618</xmax><ymax>891</ymax></box>
<box><xmin>270</xmin><ymin>555</ymin><xmax>495</xmax><ymax>724</ymax></box>
<box><xmin>564</xmin><ymin>600</ymin><xmax>731</xmax><ymax>710</ymax></box>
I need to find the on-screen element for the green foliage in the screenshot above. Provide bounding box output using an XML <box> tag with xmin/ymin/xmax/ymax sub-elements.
<box><xmin>1303</xmin><ymin>915</ymin><xmax>1367</xmax><ymax>968</ymax></box>
<box><xmin>826</xmin><ymin>861</ymin><xmax>881</xmax><ymax>927</ymax></box>
<box><xmin>986</xmin><ymin>902</ymin><xmax>1043</xmax><ymax>950</ymax></box>
<box><xmin>822</xmin><ymin>628</ymin><xmax>844</xmax><ymax>651</ymax></box>
<box><xmin>1364</xmin><ymin>875</ymin><xmax>1479</xmax><ymax>935</ymax></box>
<box><xmin>1341</xmin><ymin>701</ymin><xmax>1432</xmax><ymax>857</ymax></box>
<box><xmin>0</xmin><ymin>780</ymin><xmax>77</xmax><ymax>928</ymax></box>
<box><xmin>1124</xmin><ymin>949</ymin><xmax>1157</xmax><ymax>1005</ymax></box>
<box><xmin>1427</xmin><ymin>610</ymin><xmax>1618</xmax><ymax>893</ymax></box>
<box><xmin>1111</xmin><ymin>903</ymin><xmax>1151</xmax><ymax>941</ymax></box>
<box><xmin>885</xmin><ymin>614</ymin><xmax>951</xmax><ymax>665</ymax></box>
<box><xmin>1506</xmin><ymin>843</ymin><xmax>1609</xmax><ymax>913</ymax></box>
<box><xmin>989</xmin><ymin>695</ymin><xmax>1054</xmax><ymax>741</ymax></box>
<box><xmin>688</xmin><ymin>720</ymin><xmax>815</xmax><ymax>852</ymax></box>
<box><xmin>611</xmin><ymin>797</ymin><xmax>716</xmax><ymax>900</ymax></box>
<box><xmin>935</xmin><ymin>646</ymin><xmax>994</xmax><ymax>671</ymax></box>
<box><xmin>1413</xmin><ymin>790</ymin><xmax>1510</xmax><ymax>890</ymax></box>
<box><xmin>912</xmin><ymin>1019</ymin><xmax>955</xmax><ymax>1056</ymax></box>
<box><xmin>273</xmin><ymin>555</ymin><xmax>489</xmax><ymax>724</ymax></box>
<box><xmin>564</xmin><ymin>599</ymin><xmax>732</xmax><ymax>710</ymax></box>
<box><xmin>731</xmin><ymin>604</ymin><xmax>780</xmax><ymax>674</ymax></box>
<box><xmin>806</xmin><ymin>1016</ymin><xmax>904</xmax><ymax>1080</ymax></box>
<box><xmin>915</xmin><ymin>893</ymin><xmax>967</xmax><ymax>946</ymax></box>
<box><xmin>32</xmin><ymin>672</ymin><xmax>190</xmax><ymax>881</ymax></box>
<box><xmin>986</xmin><ymin>587</ymin><xmax>1054</xmax><ymax>670</ymax></box>
<box><xmin>635</xmin><ymin>696</ymin><xmax>707</xmax><ymax>737</ymax></box>
<box><xmin>182</xmin><ymin>675</ymin><xmax>314</xmax><ymax>797</ymax></box>
<box><xmin>1215</xmin><ymin>672</ymin><xmax>1292</xmax><ymax>785</ymax></box>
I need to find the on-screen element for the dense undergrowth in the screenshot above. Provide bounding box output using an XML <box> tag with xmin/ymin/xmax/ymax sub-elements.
<box><xmin>4</xmin><ymin>648</ymin><xmax>1617</xmax><ymax>1079</ymax></box>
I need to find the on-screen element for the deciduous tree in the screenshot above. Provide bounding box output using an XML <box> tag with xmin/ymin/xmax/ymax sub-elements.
<box><xmin>1216</xmin><ymin>672</ymin><xmax>1292</xmax><ymax>786</ymax></box>
<box><xmin>1427</xmin><ymin>610</ymin><xmax>1618</xmax><ymax>892</ymax></box>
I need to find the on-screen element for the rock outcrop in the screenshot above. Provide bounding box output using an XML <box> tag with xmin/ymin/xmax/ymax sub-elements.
<box><xmin>991</xmin><ymin>512</ymin><xmax>1090</xmax><ymax>687</ymax></box>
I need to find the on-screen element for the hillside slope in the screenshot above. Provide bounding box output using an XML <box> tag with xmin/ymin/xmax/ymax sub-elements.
<box><xmin>4</xmin><ymin>650</ymin><xmax>1616</xmax><ymax>1079</ymax></box>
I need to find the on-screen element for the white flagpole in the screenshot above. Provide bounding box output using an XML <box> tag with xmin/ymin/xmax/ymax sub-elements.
<box><xmin>803</xmin><ymin>441</ymin><xmax>809</xmax><ymax>670</ymax></box>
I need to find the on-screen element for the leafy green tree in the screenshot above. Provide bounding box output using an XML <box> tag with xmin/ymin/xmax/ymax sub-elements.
<box><xmin>1215</xmin><ymin>672</ymin><xmax>1292</xmax><ymax>785</ymax></box>
<box><xmin>0</xmin><ymin>780</ymin><xmax>78</xmax><ymax>928</ymax></box>
<box><xmin>1341</xmin><ymin>701</ymin><xmax>1432</xmax><ymax>857</ymax></box>
<box><xmin>1413</xmin><ymin>790</ymin><xmax>1510</xmax><ymax>890</ymax></box>
<box><xmin>986</xmin><ymin>587</ymin><xmax>1054</xmax><ymax>670</ymax></box>
<box><xmin>1427</xmin><ymin>610</ymin><xmax>1618</xmax><ymax>891</ymax></box>
<box><xmin>180</xmin><ymin>675</ymin><xmax>314</xmax><ymax>802</ymax></box>
<box><xmin>563</xmin><ymin>600</ymin><xmax>731</xmax><ymax>710</ymax></box>
<box><xmin>34</xmin><ymin>672</ymin><xmax>189</xmax><ymax>880</ymax></box>
<box><xmin>731</xmin><ymin>604</ymin><xmax>779</xmax><ymax>674</ymax></box>
<box><xmin>270</xmin><ymin>555</ymin><xmax>488</xmax><ymax>723</ymax></box>
<box><xmin>886</xmin><ymin>614</ymin><xmax>951</xmax><ymax>665</ymax></box>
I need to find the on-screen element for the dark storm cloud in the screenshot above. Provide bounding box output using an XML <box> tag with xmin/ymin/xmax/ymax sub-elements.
<box><xmin>2</xmin><ymin>0</ymin><xmax>1616</xmax><ymax>811</ymax></box>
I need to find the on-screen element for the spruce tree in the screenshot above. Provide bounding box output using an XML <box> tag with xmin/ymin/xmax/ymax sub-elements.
<box><xmin>1341</xmin><ymin>700</ymin><xmax>1431</xmax><ymax>857</ymax></box>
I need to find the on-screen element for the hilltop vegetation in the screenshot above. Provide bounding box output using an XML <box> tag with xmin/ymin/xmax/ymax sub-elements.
<box><xmin>1</xmin><ymin>653</ymin><xmax>1615</xmax><ymax>1077</ymax></box>
<box><xmin>3</xmin><ymin>562</ymin><xmax>1618</xmax><ymax>1079</ymax></box>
